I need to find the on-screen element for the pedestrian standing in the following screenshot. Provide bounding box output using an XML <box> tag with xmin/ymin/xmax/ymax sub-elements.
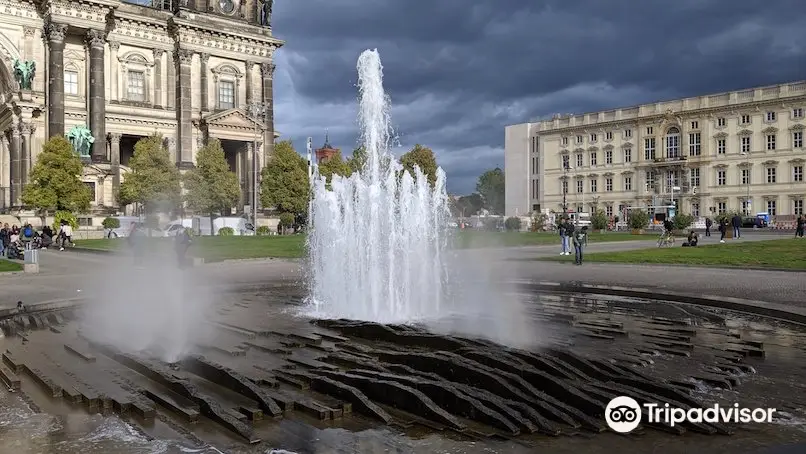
<box><xmin>558</xmin><ymin>218</ymin><xmax>570</xmax><ymax>255</ymax></box>
<box><xmin>573</xmin><ymin>226</ymin><xmax>588</xmax><ymax>265</ymax></box>
<box><xmin>719</xmin><ymin>220</ymin><xmax>727</xmax><ymax>243</ymax></box>
<box><xmin>796</xmin><ymin>215</ymin><xmax>804</xmax><ymax>238</ymax></box>
<box><xmin>704</xmin><ymin>217</ymin><xmax>712</xmax><ymax>237</ymax></box>
<box><xmin>731</xmin><ymin>213</ymin><xmax>742</xmax><ymax>239</ymax></box>
<box><xmin>174</xmin><ymin>228</ymin><xmax>193</xmax><ymax>269</ymax></box>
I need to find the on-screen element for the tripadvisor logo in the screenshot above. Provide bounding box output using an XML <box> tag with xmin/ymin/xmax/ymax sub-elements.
<box><xmin>605</xmin><ymin>396</ymin><xmax>777</xmax><ymax>433</ymax></box>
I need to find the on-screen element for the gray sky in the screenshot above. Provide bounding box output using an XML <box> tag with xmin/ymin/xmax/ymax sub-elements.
<box><xmin>271</xmin><ymin>0</ymin><xmax>806</xmax><ymax>194</ymax></box>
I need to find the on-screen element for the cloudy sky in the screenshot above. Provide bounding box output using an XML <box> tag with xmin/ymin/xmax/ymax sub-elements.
<box><xmin>271</xmin><ymin>0</ymin><xmax>806</xmax><ymax>194</ymax></box>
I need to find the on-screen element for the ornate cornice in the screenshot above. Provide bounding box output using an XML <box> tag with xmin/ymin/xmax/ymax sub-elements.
<box><xmin>573</xmin><ymin>147</ymin><xmax>585</xmax><ymax>153</ymax></box>
<box><xmin>790</xmin><ymin>124</ymin><xmax>804</xmax><ymax>131</ymax></box>
<box><xmin>603</xmin><ymin>144</ymin><xmax>614</xmax><ymax>150</ymax></box>
<box><xmin>713</xmin><ymin>132</ymin><xmax>728</xmax><ymax>139</ymax></box>
<box><xmin>620</xmin><ymin>142</ymin><xmax>633</xmax><ymax>149</ymax></box>
<box><xmin>738</xmin><ymin>129</ymin><xmax>753</xmax><ymax>136</ymax></box>
<box><xmin>762</xmin><ymin>160</ymin><xmax>779</xmax><ymax>166</ymax></box>
<box><xmin>588</xmin><ymin>146</ymin><xmax>598</xmax><ymax>152</ymax></box>
<box><xmin>762</xmin><ymin>126</ymin><xmax>779</xmax><ymax>134</ymax></box>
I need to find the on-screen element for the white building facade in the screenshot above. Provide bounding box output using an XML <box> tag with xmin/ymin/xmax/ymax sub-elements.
<box><xmin>505</xmin><ymin>80</ymin><xmax>806</xmax><ymax>223</ymax></box>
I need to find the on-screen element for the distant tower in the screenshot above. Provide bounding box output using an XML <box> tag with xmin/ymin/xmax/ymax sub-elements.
<box><xmin>315</xmin><ymin>130</ymin><xmax>339</xmax><ymax>164</ymax></box>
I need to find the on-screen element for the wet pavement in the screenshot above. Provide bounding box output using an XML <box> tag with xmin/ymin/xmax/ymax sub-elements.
<box><xmin>1</xmin><ymin>284</ymin><xmax>805</xmax><ymax>454</ymax></box>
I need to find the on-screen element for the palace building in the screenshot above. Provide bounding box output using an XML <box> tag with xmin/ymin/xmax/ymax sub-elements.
<box><xmin>505</xmin><ymin>80</ymin><xmax>806</xmax><ymax>221</ymax></box>
<box><xmin>0</xmin><ymin>0</ymin><xmax>282</xmax><ymax>221</ymax></box>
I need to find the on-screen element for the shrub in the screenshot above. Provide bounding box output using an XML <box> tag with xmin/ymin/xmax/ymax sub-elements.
<box><xmin>218</xmin><ymin>226</ymin><xmax>234</xmax><ymax>236</ymax></box>
<box><xmin>52</xmin><ymin>210</ymin><xmax>78</xmax><ymax>231</ymax></box>
<box><xmin>628</xmin><ymin>210</ymin><xmax>650</xmax><ymax>230</ymax></box>
<box><xmin>504</xmin><ymin>216</ymin><xmax>522</xmax><ymax>231</ymax></box>
<box><xmin>102</xmin><ymin>217</ymin><xmax>121</xmax><ymax>230</ymax></box>
<box><xmin>530</xmin><ymin>212</ymin><xmax>547</xmax><ymax>232</ymax></box>
<box><xmin>256</xmin><ymin>225</ymin><xmax>271</xmax><ymax>236</ymax></box>
<box><xmin>591</xmin><ymin>209</ymin><xmax>609</xmax><ymax>230</ymax></box>
<box><xmin>673</xmin><ymin>213</ymin><xmax>695</xmax><ymax>230</ymax></box>
<box><xmin>279</xmin><ymin>212</ymin><xmax>295</xmax><ymax>228</ymax></box>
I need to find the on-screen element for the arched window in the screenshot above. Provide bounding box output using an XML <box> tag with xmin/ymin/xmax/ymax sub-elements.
<box><xmin>666</xmin><ymin>127</ymin><xmax>680</xmax><ymax>158</ymax></box>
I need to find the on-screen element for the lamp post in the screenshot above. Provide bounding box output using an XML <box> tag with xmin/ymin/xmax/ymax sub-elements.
<box><xmin>562</xmin><ymin>160</ymin><xmax>571</xmax><ymax>214</ymax></box>
<box><xmin>246</xmin><ymin>101</ymin><xmax>271</xmax><ymax>230</ymax></box>
<box><xmin>671</xmin><ymin>185</ymin><xmax>681</xmax><ymax>218</ymax></box>
<box><xmin>740</xmin><ymin>151</ymin><xmax>751</xmax><ymax>215</ymax></box>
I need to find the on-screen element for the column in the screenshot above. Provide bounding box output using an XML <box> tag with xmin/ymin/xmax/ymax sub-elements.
<box><xmin>109</xmin><ymin>41</ymin><xmax>119</xmax><ymax>101</ymax></box>
<box><xmin>21</xmin><ymin>122</ymin><xmax>34</xmax><ymax>187</ymax></box>
<box><xmin>260</xmin><ymin>61</ymin><xmax>275</xmax><ymax>163</ymax></box>
<box><xmin>175</xmin><ymin>49</ymin><xmax>194</xmax><ymax>167</ymax></box>
<box><xmin>109</xmin><ymin>133</ymin><xmax>121</xmax><ymax>207</ymax></box>
<box><xmin>235</xmin><ymin>145</ymin><xmax>244</xmax><ymax>209</ymax></box>
<box><xmin>152</xmin><ymin>49</ymin><xmax>163</xmax><ymax>108</ymax></box>
<box><xmin>46</xmin><ymin>23</ymin><xmax>67</xmax><ymax>138</ymax></box>
<box><xmin>8</xmin><ymin>122</ymin><xmax>21</xmax><ymax>206</ymax></box>
<box><xmin>199</xmin><ymin>53</ymin><xmax>209</xmax><ymax>112</ymax></box>
<box><xmin>166</xmin><ymin>51</ymin><xmax>175</xmax><ymax>109</ymax></box>
<box><xmin>245</xmin><ymin>61</ymin><xmax>253</xmax><ymax>105</ymax></box>
<box><xmin>246</xmin><ymin>142</ymin><xmax>254</xmax><ymax>212</ymax></box>
<box><xmin>0</xmin><ymin>135</ymin><xmax>8</xmax><ymax>208</ymax></box>
<box><xmin>86</xmin><ymin>29</ymin><xmax>107</xmax><ymax>163</ymax></box>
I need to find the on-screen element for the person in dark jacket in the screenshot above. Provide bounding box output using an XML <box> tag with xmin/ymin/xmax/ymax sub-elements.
<box><xmin>719</xmin><ymin>219</ymin><xmax>727</xmax><ymax>243</ymax></box>
<box><xmin>174</xmin><ymin>228</ymin><xmax>193</xmax><ymax>269</ymax></box>
<box><xmin>796</xmin><ymin>215</ymin><xmax>804</xmax><ymax>238</ymax></box>
<box><xmin>731</xmin><ymin>213</ymin><xmax>742</xmax><ymax>239</ymax></box>
<box><xmin>704</xmin><ymin>217</ymin><xmax>712</xmax><ymax>237</ymax></box>
<box><xmin>558</xmin><ymin>217</ymin><xmax>571</xmax><ymax>255</ymax></box>
<box><xmin>572</xmin><ymin>226</ymin><xmax>588</xmax><ymax>265</ymax></box>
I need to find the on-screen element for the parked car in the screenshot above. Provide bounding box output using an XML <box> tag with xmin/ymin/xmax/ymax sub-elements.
<box><xmin>742</xmin><ymin>217</ymin><xmax>767</xmax><ymax>228</ymax></box>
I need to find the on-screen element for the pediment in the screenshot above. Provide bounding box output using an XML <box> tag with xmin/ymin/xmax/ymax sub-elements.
<box><xmin>603</xmin><ymin>144</ymin><xmax>614</xmax><ymax>150</ymax></box>
<box><xmin>762</xmin><ymin>126</ymin><xmax>778</xmax><ymax>134</ymax></box>
<box><xmin>64</xmin><ymin>49</ymin><xmax>85</xmax><ymax>62</ymax></box>
<box><xmin>762</xmin><ymin>160</ymin><xmax>778</xmax><ymax>166</ymax></box>
<box><xmin>574</xmin><ymin>147</ymin><xmax>585</xmax><ymax>153</ymax></box>
<box><xmin>789</xmin><ymin>158</ymin><xmax>805</xmax><ymax>164</ymax></box>
<box><xmin>603</xmin><ymin>172</ymin><xmax>614</xmax><ymax>177</ymax></box>
<box><xmin>588</xmin><ymin>146</ymin><xmax>599</xmax><ymax>152</ymax></box>
<box><xmin>203</xmin><ymin>109</ymin><xmax>265</xmax><ymax>130</ymax></box>
<box><xmin>559</xmin><ymin>148</ymin><xmax>569</xmax><ymax>155</ymax></box>
<box><xmin>790</xmin><ymin>123</ymin><xmax>805</xmax><ymax>131</ymax></box>
<box><xmin>621</xmin><ymin>142</ymin><xmax>633</xmax><ymax>148</ymax></box>
<box><xmin>738</xmin><ymin>129</ymin><xmax>753</xmax><ymax>136</ymax></box>
<box><xmin>713</xmin><ymin>132</ymin><xmax>728</xmax><ymax>139</ymax></box>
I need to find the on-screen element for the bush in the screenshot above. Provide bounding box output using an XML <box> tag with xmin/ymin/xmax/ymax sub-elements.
<box><xmin>256</xmin><ymin>225</ymin><xmax>271</xmax><ymax>236</ymax></box>
<box><xmin>52</xmin><ymin>211</ymin><xmax>78</xmax><ymax>231</ymax></box>
<box><xmin>673</xmin><ymin>213</ymin><xmax>695</xmax><ymax>230</ymax></box>
<box><xmin>628</xmin><ymin>210</ymin><xmax>650</xmax><ymax>230</ymax></box>
<box><xmin>218</xmin><ymin>226</ymin><xmax>234</xmax><ymax>236</ymax></box>
<box><xmin>530</xmin><ymin>212</ymin><xmax>547</xmax><ymax>232</ymax></box>
<box><xmin>102</xmin><ymin>217</ymin><xmax>120</xmax><ymax>229</ymax></box>
<box><xmin>504</xmin><ymin>216</ymin><xmax>522</xmax><ymax>231</ymax></box>
<box><xmin>591</xmin><ymin>209</ymin><xmax>609</xmax><ymax>230</ymax></box>
<box><xmin>279</xmin><ymin>212</ymin><xmax>295</xmax><ymax>227</ymax></box>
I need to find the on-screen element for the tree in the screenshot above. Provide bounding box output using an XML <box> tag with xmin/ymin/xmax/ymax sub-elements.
<box><xmin>317</xmin><ymin>151</ymin><xmax>352</xmax><ymax>184</ymax></box>
<box><xmin>347</xmin><ymin>146</ymin><xmax>367</xmax><ymax>174</ymax></box>
<box><xmin>183</xmin><ymin>139</ymin><xmax>240</xmax><ymax>234</ymax></box>
<box><xmin>119</xmin><ymin>134</ymin><xmax>182</xmax><ymax>215</ymax></box>
<box><xmin>260</xmin><ymin>140</ymin><xmax>309</xmax><ymax>216</ymax></box>
<box><xmin>452</xmin><ymin>193</ymin><xmax>484</xmax><ymax>217</ymax></box>
<box><xmin>476</xmin><ymin>168</ymin><xmax>505</xmax><ymax>215</ymax></box>
<box><xmin>22</xmin><ymin>136</ymin><xmax>91</xmax><ymax>224</ymax></box>
<box><xmin>399</xmin><ymin>144</ymin><xmax>438</xmax><ymax>187</ymax></box>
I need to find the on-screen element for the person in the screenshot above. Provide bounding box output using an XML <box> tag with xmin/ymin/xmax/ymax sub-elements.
<box><xmin>704</xmin><ymin>217</ymin><xmax>712</xmax><ymax>237</ymax></box>
<box><xmin>558</xmin><ymin>218</ymin><xmax>570</xmax><ymax>256</ymax></box>
<box><xmin>663</xmin><ymin>218</ymin><xmax>674</xmax><ymax>235</ymax></box>
<box><xmin>174</xmin><ymin>228</ymin><xmax>193</xmax><ymax>269</ymax></box>
<box><xmin>718</xmin><ymin>219</ymin><xmax>727</xmax><ymax>243</ymax></box>
<box><xmin>682</xmin><ymin>230</ymin><xmax>699</xmax><ymax>247</ymax></box>
<box><xmin>58</xmin><ymin>220</ymin><xmax>73</xmax><ymax>250</ymax></box>
<box><xmin>0</xmin><ymin>224</ymin><xmax>8</xmax><ymax>256</ymax></box>
<box><xmin>731</xmin><ymin>213</ymin><xmax>742</xmax><ymax>239</ymax></box>
<box><xmin>796</xmin><ymin>215</ymin><xmax>804</xmax><ymax>238</ymax></box>
<box><xmin>572</xmin><ymin>225</ymin><xmax>588</xmax><ymax>265</ymax></box>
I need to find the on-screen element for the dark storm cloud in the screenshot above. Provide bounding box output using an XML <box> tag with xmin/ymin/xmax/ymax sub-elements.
<box><xmin>271</xmin><ymin>0</ymin><xmax>806</xmax><ymax>194</ymax></box>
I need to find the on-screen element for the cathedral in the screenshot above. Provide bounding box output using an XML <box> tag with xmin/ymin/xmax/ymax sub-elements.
<box><xmin>0</xmin><ymin>0</ymin><xmax>282</xmax><ymax>223</ymax></box>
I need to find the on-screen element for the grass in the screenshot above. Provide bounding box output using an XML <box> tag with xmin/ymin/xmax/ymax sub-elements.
<box><xmin>452</xmin><ymin>230</ymin><xmax>654</xmax><ymax>249</ymax></box>
<box><xmin>539</xmin><ymin>238</ymin><xmax>806</xmax><ymax>269</ymax></box>
<box><xmin>0</xmin><ymin>259</ymin><xmax>23</xmax><ymax>272</ymax></box>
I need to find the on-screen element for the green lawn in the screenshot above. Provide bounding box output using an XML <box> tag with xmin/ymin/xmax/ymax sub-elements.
<box><xmin>539</xmin><ymin>238</ymin><xmax>806</xmax><ymax>269</ymax></box>
<box><xmin>452</xmin><ymin>230</ymin><xmax>653</xmax><ymax>249</ymax></box>
<box><xmin>0</xmin><ymin>259</ymin><xmax>23</xmax><ymax>272</ymax></box>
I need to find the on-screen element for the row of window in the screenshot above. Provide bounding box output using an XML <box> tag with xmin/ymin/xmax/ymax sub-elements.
<box><xmin>64</xmin><ymin>70</ymin><xmax>237</xmax><ymax>109</ymax></box>
<box><xmin>559</xmin><ymin>108</ymin><xmax>805</xmax><ymax>146</ymax></box>
<box><xmin>568</xmin><ymin>199</ymin><xmax>801</xmax><ymax>218</ymax></box>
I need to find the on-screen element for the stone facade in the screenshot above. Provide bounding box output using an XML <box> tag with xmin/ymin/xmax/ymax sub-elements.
<box><xmin>505</xmin><ymin>81</ymin><xmax>806</xmax><ymax>220</ymax></box>
<box><xmin>0</xmin><ymin>0</ymin><xmax>283</xmax><ymax>221</ymax></box>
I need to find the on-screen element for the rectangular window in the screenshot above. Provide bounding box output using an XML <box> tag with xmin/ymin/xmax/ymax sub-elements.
<box><xmin>718</xmin><ymin>202</ymin><xmax>727</xmax><ymax>214</ymax></box>
<box><xmin>64</xmin><ymin>70</ymin><xmax>79</xmax><ymax>95</ymax></box>
<box><xmin>606</xmin><ymin>205</ymin><xmax>613</xmax><ymax>217</ymax></box>
<box><xmin>606</xmin><ymin>178</ymin><xmax>613</xmax><ymax>191</ymax></box>
<box><xmin>795</xmin><ymin>199</ymin><xmax>804</xmax><ymax>216</ymax></box>
<box><xmin>562</xmin><ymin>137</ymin><xmax>569</xmax><ymax>146</ymax></box>
<box><xmin>717</xmin><ymin>169</ymin><xmax>726</xmax><ymax>185</ymax></box>
<box><xmin>794</xmin><ymin>131</ymin><xmax>803</xmax><ymax>148</ymax></box>
<box><xmin>576</xmin><ymin>154</ymin><xmax>584</xmax><ymax>168</ymax></box>
<box><xmin>127</xmin><ymin>71</ymin><xmax>145</xmax><ymax>102</ymax></box>
<box><xmin>692</xmin><ymin>203</ymin><xmax>700</xmax><ymax>217</ymax></box>
<box><xmin>717</xmin><ymin>139</ymin><xmax>726</xmax><ymax>154</ymax></box>
<box><xmin>767</xmin><ymin>134</ymin><xmax>776</xmax><ymax>150</ymax></box>
<box><xmin>576</xmin><ymin>180</ymin><xmax>583</xmax><ymax>193</ymax></box>
<box><xmin>576</xmin><ymin>135</ymin><xmax>583</xmax><ymax>144</ymax></box>
<box><xmin>741</xmin><ymin>200</ymin><xmax>751</xmax><ymax>215</ymax></box>
<box><xmin>562</xmin><ymin>180</ymin><xmax>568</xmax><ymax>194</ymax></box>
<box><xmin>741</xmin><ymin>136</ymin><xmax>751</xmax><ymax>153</ymax></box>
<box><xmin>690</xmin><ymin>121</ymin><xmax>699</xmax><ymax>129</ymax></box>
<box><xmin>767</xmin><ymin>200</ymin><xmax>777</xmax><ymax>216</ymax></box>
<box><xmin>576</xmin><ymin>204</ymin><xmax>583</xmax><ymax>213</ymax></box>
<box><xmin>624</xmin><ymin>148</ymin><xmax>632</xmax><ymax>163</ymax></box>
<box><xmin>590</xmin><ymin>152</ymin><xmax>597</xmax><ymax>166</ymax></box>
<box><xmin>766</xmin><ymin>111</ymin><xmax>776</xmax><ymax>122</ymax></box>
<box><xmin>741</xmin><ymin>114</ymin><xmax>751</xmax><ymax>125</ymax></box>
<box><xmin>666</xmin><ymin>133</ymin><xmax>679</xmax><ymax>158</ymax></box>
<box><xmin>767</xmin><ymin>167</ymin><xmax>777</xmax><ymax>183</ymax></box>
<box><xmin>590</xmin><ymin>180</ymin><xmax>597</xmax><ymax>193</ymax></box>
<box><xmin>624</xmin><ymin>176</ymin><xmax>632</xmax><ymax>191</ymax></box>
<box><xmin>218</xmin><ymin>81</ymin><xmax>235</xmax><ymax>109</ymax></box>
<box><xmin>606</xmin><ymin>131</ymin><xmax>613</xmax><ymax>140</ymax></box>
<box><xmin>646</xmin><ymin>171</ymin><xmax>655</xmax><ymax>189</ymax></box>
<box><xmin>624</xmin><ymin>129</ymin><xmax>632</xmax><ymax>139</ymax></box>
<box><xmin>605</xmin><ymin>150</ymin><xmax>613</xmax><ymax>164</ymax></box>
<box><xmin>690</xmin><ymin>167</ymin><xmax>700</xmax><ymax>187</ymax></box>
<box><xmin>717</xmin><ymin>117</ymin><xmax>726</xmax><ymax>127</ymax></box>
<box><xmin>562</xmin><ymin>155</ymin><xmax>570</xmax><ymax>170</ymax></box>
<box><xmin>590</xmin><ymin>133</ymin><xmax>597</xmax><ymax>142</ymax></box>
<box><xmin>794</xmin><ymin>108</ymin><xmax>804</xmax><ymax>119</ymax></box>
<box><xmin>646</xmin><ymin>126</ymin><xmax>654</xmax><ymax>135</ymax></box>
<box><xmin>530</xmin><ymin>137</ymin><xmax>537</xmax><ymax>155</ymax></box>
<box><xmin>688</xmin><ymin>132</ymin><xmax>701</xmax><ymax>156</ymax></box>
<box><xmin>741</xmin><ymin>168</ymin><xmax>750</xmax><ymax>185</ymax></box>
<box><xmin>644</xmin><ymin>138</ymin><xmax>656</xmax><ymax>160</ymax></box>
<box><xmin>794</xmin><ymin>165</ymin><xmax>803</xmax><ymax>182</ymax></box>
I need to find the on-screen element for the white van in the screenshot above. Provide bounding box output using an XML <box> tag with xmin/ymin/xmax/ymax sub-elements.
<box><xmin>569</xmin><ymin>212</ymin><xmax>592</xmax><ymax>227</ymax></box>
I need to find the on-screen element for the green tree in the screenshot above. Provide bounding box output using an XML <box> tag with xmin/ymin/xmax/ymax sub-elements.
<box><xmin>260</xmin><ymin>140</ymin><xmax>309</xmax><ymax>216</ymax></box>
<box><xmin>476</xmin><ymin>168</ymin><xmax>505</xmax><ymax>215</ymax></box>
<box><xmin>317</xmin><ymin>151</ymin><xmax>352</xmax><ymax>184</ymax></box>
<box><xmin>22</xmin><ymin>136</ymin><xmax>91</xmax><ymax>224</ymax></box>
<box><xmin>119</xmin><ymin>134</ymin><xmax>182</xmax><ymax>215</ymax></box>
<box><xmin>183</xmin><ymin>139</ymin><xmax>240</xmax><ymax>234</ymax></box>
<box><xmin>452</xmin><ymin>193</ymin><xmax>484</xmax><ymax>217</ymax></box>
<box><xmin>399</xmin><ymin>144</ymin><xmax>438</xmax><ymax>187</ymax></box>
<box><xmin>347</xmin><ymin>146</ymin><xmax>367</xmax><ymax>174</ymax></box>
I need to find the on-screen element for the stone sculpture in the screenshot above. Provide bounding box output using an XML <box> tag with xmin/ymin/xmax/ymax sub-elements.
<box><xmin>259</xmin><ymin>0</ymin><xmax>272</xmax><ymax>26</ymax></box>
<box><xmin>66</xmin><ymin>125</ymin><xmax>94</xmax><ymax>158</ymax></box>
<box><xmin>12</xmin><ymin>59</ymin><xmax>35</xmax><ymax>90</ymax></box>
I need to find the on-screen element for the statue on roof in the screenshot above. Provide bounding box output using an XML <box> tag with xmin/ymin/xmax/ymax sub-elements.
<box><xmin>259</xmin><ymin>0</ymin><xmax>273</xmax><ymax>26</ymax></box>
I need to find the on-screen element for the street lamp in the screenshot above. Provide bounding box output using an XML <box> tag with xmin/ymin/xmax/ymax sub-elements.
<box><xmin>246</xmin><ymin>101</ymin><xmax>271</xmax><ymax>231</ymax></box>
<box><xmin>740</xmin><ymin>151</ymin><xmax>751</xmax><ymax>215</ymax></box>
<box><xmin>562</xmin><ymin>159</ymin><xmax>571</xmax><ymax>214</ymax></box>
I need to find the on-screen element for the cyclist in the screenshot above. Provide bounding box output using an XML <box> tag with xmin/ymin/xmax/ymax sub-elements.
<box><xmin>663</xmin><ymin>218</ymin><xmax>674</xmax><ymax>236</ymax></box>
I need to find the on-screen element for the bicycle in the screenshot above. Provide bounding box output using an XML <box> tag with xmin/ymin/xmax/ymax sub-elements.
<box><xmin>657</xmin><ymin>231</ymin><xmax>675</xmax><ymax>248</ymax></box>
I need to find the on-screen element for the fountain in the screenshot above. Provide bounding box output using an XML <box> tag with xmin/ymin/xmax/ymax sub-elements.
<box><xmin>306</xmin><ymin>49</ymin><xmax>451</xmax><ymax>323</ymax></box>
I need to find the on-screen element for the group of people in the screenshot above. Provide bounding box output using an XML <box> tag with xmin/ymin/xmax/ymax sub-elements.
<box><xmin>0</xmin><ymin>221</ymin><xmax>75</xmax><ymax>259</ymax></box>
<box><xmin>557</xmin><ymin>218</ymin><xmax>589</xmax><ymax>265</ymax></box>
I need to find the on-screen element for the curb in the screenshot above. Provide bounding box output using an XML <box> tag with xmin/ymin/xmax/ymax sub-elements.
<box><xmin>529</xmin><ymin>259</ymin><xmax>806</xmax><ymax>273</ymax></box>
<box><xmin>0</xmin><ymin>297</ymin><xmax>85</xmax><ymax>320</ymax></box>
<box><xmin>517</xmin><ymin>281</ymin><xmax>806</xmax><ymax>326</ymax></box>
